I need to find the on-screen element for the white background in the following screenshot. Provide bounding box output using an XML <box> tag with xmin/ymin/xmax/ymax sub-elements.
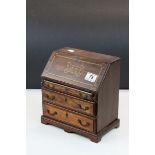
<box><xmin>27</xmin><ymin>90</ymin><xmax>128</xmax><ymax>155</ymax></box>
<box><xmin>0</xmin><ymin>0</ymin><xmax>155</xmax><ymax>155</ymax></box>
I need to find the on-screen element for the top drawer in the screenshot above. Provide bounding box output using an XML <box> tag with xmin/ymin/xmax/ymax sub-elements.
<box><xmin>42</xmin><ymin>80</ymin><xmax>95</xmax><ymax>101</ymax></box>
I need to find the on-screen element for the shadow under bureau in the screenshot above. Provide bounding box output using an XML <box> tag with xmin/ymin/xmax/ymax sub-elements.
<box><xmin>41</xmin><ymin>47</ymin><xmax>120</xmax><ymax>142</ymax></box>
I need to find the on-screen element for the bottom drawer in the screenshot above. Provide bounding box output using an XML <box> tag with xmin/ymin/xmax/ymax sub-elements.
<box><xmin>43</xmin><ymin>103</ymin><xmax>94</xmax><ymax>132</ymax></box>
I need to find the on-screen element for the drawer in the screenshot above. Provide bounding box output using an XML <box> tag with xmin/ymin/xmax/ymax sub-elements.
<box><xmin>43</xmin><ymin>104</ymin><xmax>94</xmax><ymax>132</ymax></box>
<box><xmin>42</xmin><ymin>80</ymin><xmax>95</xmax><ymax>101</ymax></box>
<box><xmin>42</xmin><ymin>89</ymin><xmax>95</xmax><ymax>116</ymax></box>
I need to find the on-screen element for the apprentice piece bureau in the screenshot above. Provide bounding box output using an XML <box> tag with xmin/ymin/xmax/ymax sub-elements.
<box><xmin>41</xmin><ymin>47</ymin><xmax>120</xmax><ymax>142</ymax></box>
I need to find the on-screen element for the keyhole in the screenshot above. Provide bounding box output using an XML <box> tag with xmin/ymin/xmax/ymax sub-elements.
<box><xmin>65</xmin><ymin>112</ymin><xmax>68</xmax><ymax>118</ymax></box>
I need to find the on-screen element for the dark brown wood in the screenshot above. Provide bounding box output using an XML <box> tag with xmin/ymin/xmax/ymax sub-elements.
<box><xmin>41</xmin><ymin>48</ymin><xmax>119</xmax><ymax>92</ymax></box>
<box><xmin>41</xmin><ymin>47</ymin><xmax>120</xmax><ymax>142</ymax></box>
<box><xmin>97</xmin><ymin>61</ymin><xmax>120</xmax><ymax>131</ymax></box>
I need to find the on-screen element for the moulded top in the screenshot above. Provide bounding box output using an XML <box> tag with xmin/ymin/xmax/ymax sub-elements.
<box><xmin>41</xmin><ymin>47</ymin><xmax>120</xmax><ymax>92</ymax></box>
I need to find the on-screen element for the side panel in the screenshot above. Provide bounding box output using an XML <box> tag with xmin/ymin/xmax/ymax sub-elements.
<box><xmin>97</xmin><ymin>60</ymin><xmax>120</xmax><ymax>132</ymax></box>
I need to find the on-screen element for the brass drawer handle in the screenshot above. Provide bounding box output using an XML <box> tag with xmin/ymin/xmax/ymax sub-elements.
<box><xmin>50</xmin><ymin>85</ymin><xmax>55</xmax><ymax>89</ymax></box>
<box><xmin>79</xmin><ymin>93</ymin><xmax>87</xmax><ymax>100</ymax></box>
<box><xmin>77</xmin><ymin>119</ymin><xmax>90</xmax><ymax>127</ymax></box>
<box><xmin>45</xmin><ymin>82</ymin><xmax>55</xmax><ymax>89</ymax></box>
<box><xmin>77</xmin><ymin>104</ymin><xmax>89</xmax><ymax>111</ymax></box>
<box><xmin>45</xmin><ymin>83</ymin><xmax>50</xmax><ymax>87</ymax></box>
<box><xmin>49</xmin><ymin>96</ymin><xmax>55</xmax><ymax>101</ymax></box>
<box><xmin>45</xmin><ymin>94</ymin><xmax>49</xmax><ymax>98</ymax></box>
<box><xmin>47</xmin><ymin>110</ymin><xmax>57</xmax><ymax>116</ymax></box>
<box><xmin>83</xmin><ymin>95</ymin><xmax>88</xmax><ymax>100</ymax></box>
<box><xmin>45</xmin><ymin>94</ymin><xmax>55</xmax><ymax>103</ymax></box>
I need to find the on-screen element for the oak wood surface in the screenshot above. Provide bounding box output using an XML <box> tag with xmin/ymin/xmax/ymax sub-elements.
<box><xmin>43</xmin><ymin>103</ymin><xmax>94</xmax><ymax>132</ymax></box>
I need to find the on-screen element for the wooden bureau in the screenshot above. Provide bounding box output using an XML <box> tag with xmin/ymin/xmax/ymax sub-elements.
<box><xmin>41</xmin><ymin>47</ymin><xmax>120</xmax><ymax>142</ymax></box>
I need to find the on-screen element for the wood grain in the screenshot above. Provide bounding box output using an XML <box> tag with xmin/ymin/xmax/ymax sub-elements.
<box><xmin>43</xmin><ymin>103</ymin><xmax>94</xmax><ymax>132</ymax></box>
<box><xmin>41</xmin><ymin>47</ymin><xmax>120</xmax><ymax>142</ymax></box>
<box><xmin>42</xmin><ymin>88</ymin><xmax>95</xmax><ymax>116</ymax></box>
<box><xmin>42</xmin><ymin>80</ymin><xmax>94</xmax><ymax>101</ymax></box>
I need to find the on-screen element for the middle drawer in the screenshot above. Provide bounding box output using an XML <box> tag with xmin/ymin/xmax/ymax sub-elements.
<box><xmin>42</xmin><ymin>89</ymin><xmax>95</xmax><ymax>116</ymax></box>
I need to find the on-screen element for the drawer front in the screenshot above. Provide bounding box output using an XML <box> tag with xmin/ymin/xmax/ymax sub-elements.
<box><xmin>43</xmin><ymin>104</ymin><xmax>94</xmax><ymax>132</ymax></box>
<box><xmin>42</xmin><ymin>80</ymin><xmax>94</xmax><ymax>101</ymax></box>
<box><xmin>42</xmin><ymin>89</ymin><xmax>95</xmax><ymax>116</ymax></box>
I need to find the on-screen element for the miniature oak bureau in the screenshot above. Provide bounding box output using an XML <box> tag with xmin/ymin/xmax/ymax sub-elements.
<box><xmin>41</xmin><ymin>47</ymin><xmax>120</xmax><ymax>142</ymax></box>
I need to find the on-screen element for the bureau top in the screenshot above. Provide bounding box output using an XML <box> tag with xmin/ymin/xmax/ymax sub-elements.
<box><xmin>41</xmin><ymin>47</ymin><xmax>120</xmax><ymax>92</ymax></box>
